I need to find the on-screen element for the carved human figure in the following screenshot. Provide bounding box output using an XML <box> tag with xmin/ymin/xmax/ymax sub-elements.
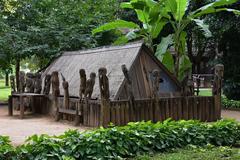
<box><xmin>84</xmin><ymin>72</ymin><xmax>96</xmax><ymax>99</ymax></box>
<box><xmin>79</xmin><ymin>69</ymin><xmax>86</xmax><ymax>100</ymax></box>
<box><xmin>19</xmin><ymin>71</ymin><xmax>26</xmax><ymax>93</ymax></box>
<box><xmin>10</xmin><ymin>75</ymin><xmax>16</xmax><ymax>93</ymax></box>
<box><xmin>51</xmin><ymin>71</ymin><xmax>60</xmax><ymax>97</ymax></box>
<box><xmin>43</xmin><ymin>74</ymin><xmax>51</xmax><ymax>95</ymax></box>
<box><xmin>213</xmin><ymin>64</ymin><xmax>224</xmax><ymax>95</ymax></box>
<box><xmin>34</xmin><ymin>73</ymin><xmax>42</xmax><ymax>94</ymax></box>
<box><xmin>121</xmin><ymin>65</ymin><xmax>134</xmax><ymax>100</ymax></box>
<box><xmin>26</xmin><ymin>73</ymin><xmax>35</xmax><ymax>93</ymax></box>
<box><xmin>181</xmin><ymin>69</ymin><xmax>194</xmax><ymax>96</ymax></box>
<box><xmin>151</xmin><ymin>69</ymin><xmax>163</xmax><ymax>97</ymax></box>
<box><xmin>61</xmin><ymin>73</ymin><xmax>69</xmax><ymax>109</ymax></box>
<box><xmin>98</xmin><ymin>68</ymin><xmax>109</xmax><ymax>100</ymax></box>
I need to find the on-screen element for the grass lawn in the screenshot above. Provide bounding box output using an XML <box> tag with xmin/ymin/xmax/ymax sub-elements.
<box><xmin>198</xmin><ymin>88</ymin><xmax>212</xmax><ymax>96</ymax></box>
<box><xmin>134</xmin><ymin>145</ymin><xmax>240</xmax><ymax>160</ymax></box>
<box><xmin>0</xmin><ymin>79</ymin><xmax>11</xmax><ymax>102</ymax></box>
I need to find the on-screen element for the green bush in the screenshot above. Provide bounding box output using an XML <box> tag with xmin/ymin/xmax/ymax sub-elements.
<box><xmin>223</xmin><ymin>80</ymin><xmax>240</xmax><ymax>100</ymax></box>
<box><xmin>1</xmin><ymin>119</ymin><xmax>240</xmax><ymax>160</ymax></box>
<box><xmin>0</xmin><ymin>136</ymin><xmax>15</xmax><ymax>159</ymax></box>
<box><xmin>222</xmin><ymin>97</ymin><xmax>240</xmax><ymax>109</ymax></box>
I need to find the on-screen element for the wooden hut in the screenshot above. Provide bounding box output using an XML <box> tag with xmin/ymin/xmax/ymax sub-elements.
<box><xmin>42</xmin><ymin>42</ymin><xmax>181</xmax><ymax>100</ymax></box>
<box><xmin>8</xmin><ymin>42</ymin><xmax>223</xmax><ymax>127</ymax></box>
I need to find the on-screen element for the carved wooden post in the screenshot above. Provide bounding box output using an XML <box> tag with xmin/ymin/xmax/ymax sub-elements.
<box><xmin>19</xmin><ymin>71</ymin><xmax>26</xmax><ymax>93</ymax></box>
<box><xmin>212</xmin><ymin>64</ymin><xmax>224</xmax><ymax>120</ymax></box>
<box><xmin>99</xmin><ymin>68</ymin><xmax>110</xmax><ymax>127</ymax></box>
<box><xmin>43</xmin><ymin>74</ymin><xmax>51</xmax><ymax>95</ymax></box>
<box><xmin>26</xmin><ymin>73</ymin><xmax>35</xmax><ymax>93</ymax></box>
<box><xmin>51</xmin><ymin>71</ymin><xmax>60</xmax><ymax>121</ymax></box>
<box><xmin>61</xmin><ymin>73</ymin><xmax>69</xmax><ymax>110</ymax></box>
<box><xmin>79</xmin><ymin>69</ymin><xmax>87</xmax><ymax>100</ymax></box>
<box><xmin>34</xmin><ymin>73</ymin><xmax>42</xmax><ymax>94</ymax></box>
<box><xmin>150</xmin><ymin>69</ymin><xmax>162</xmax><ymax>122</ymax></box>
<box><xmin>83</xmin><ymin>72</ymin><xmax>96</xmax><ymax>125</ymax></box>
<box><xmin>121</xmin><ymin>64</ymin><xmax>135</xmax><ymax>122</ymax></box>
<box><xmin>77</xmin><ymin>69</ymin><xmax>87</xmax><ymax>125</ymax></box>
<box><xmin>10</xmin><ymin>75</ymin><xmax>16</xmax><ymax>94</ymax></box>
<box><xmin>61</xmin><ymin>73</ymin><xmax>70</xmax><ymax>120</ymax></box>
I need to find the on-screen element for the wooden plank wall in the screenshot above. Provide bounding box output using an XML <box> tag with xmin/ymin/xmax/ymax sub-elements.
<box><xmin>82</xmin><ymin>100</ymin><xmax>101</xmax><ymax>127</ymax></box>
<box><xmin>108</xmin><ymin>96</ymin><xmax>217</xmax><ymax>126</ymax></box>
<box><xmin>56</xmin><ymin>96</ymin><xmax>218</xmax><ymax>127</ymax></box>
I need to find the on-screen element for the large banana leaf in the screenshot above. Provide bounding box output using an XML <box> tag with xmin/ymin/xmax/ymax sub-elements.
<box><xmin>92</xmin><ymin>20</ymin><xmax>139</xmax><ymax>35</ymax></box>
<box><xmin>192</xmin><ymin>19</ymin><xmax>212</xmax><ymax>38</ymax></box>
<box><xmin>161</xmin><ymin>51</ymin><xmax>175</xmax><ymax>73</ymax></box>
<box><xmin>175</xmin><ymin>0</ymin><xmax>189</xmax><ymax>21</ymax></box>
<box><xmin>151</xmin><ymin>19</ymin><xmax>167</xmax><ymax>39</ymax></box>
<box><xmin>191</xmin><ymin>0</ymin><xmax>239</xmax><ymax>18</ymax></box>
<box><xmin>155</xmin><ymin>34</ymin><xmax>174</xmax><ymax>60</ymax></box>
<box><xmin>178</xmin><ymin>55</ymin><xmax>192</xmax><ymax>81</ymax></box>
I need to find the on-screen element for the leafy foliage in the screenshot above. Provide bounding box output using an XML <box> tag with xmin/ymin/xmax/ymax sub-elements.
<box><xmin>0</xmin><ymin>0</ymin><xmax>119</xmax><ymax>71</ymax></box>
<box><xmin>222</xmin><ymin>97</ymin><xmax>240</xmax><ymax>109</ymax></box>
<box><xmin>0</xmin><ymin>119</ymin><xmax>240</xmax><ymax>159</ymax></box>
<box><xmin>93</xmin><ymin>0</ymin><xmax>240</xmax><ymax>81</ymax></box>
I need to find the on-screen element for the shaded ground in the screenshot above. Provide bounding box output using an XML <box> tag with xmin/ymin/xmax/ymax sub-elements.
<box><xmin>0</xmin><ymin>105</ymin><xmax>89</xmax><ymax>146</ymax></box>
<box><xmin>222</xmin><ymin>109</ymin><xmax>240</xmax><ymax>121</ymax></box>
<box><xmin>0</xmin><ymin>105</ymin><xmax>239</xmax><ymax>145</ymax></box>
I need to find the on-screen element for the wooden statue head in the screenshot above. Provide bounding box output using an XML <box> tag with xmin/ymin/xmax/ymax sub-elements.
<box><xmin>152</xmin><ymin>69</ymin><xmax>160</xmax><ymax>78</ymax></box>
<box><xmin>35</xmin><ymin>73</ymin><xmax>41</xmax><ymax>79</ymax></box>
<box><xmin>121</xmin><ymin>65</ymin><xmax>128</xmax><ymax>74</ymax></box>
<box><xmin>215</xmin><ymin>64</ymin><xmax>224</xmax><ymax>78</ymax></box>
<box><xmin>79</xmin><ymin>69</ymin><xmax>86</xmax><ymax>76</ymax></box>
<box><xmin>90</xmin><ymin>72</ymin><xmax>96</xmax><ymax>79</ymax></box>
<box><xmin>98</xmin><ymin>67</ymin><xmax>107</xmax><ymax>76</ymax></box>
<box><xmin>26</xmin><ymin>72</ymin><xmax>34</xmax><ymax>78</ymax></box>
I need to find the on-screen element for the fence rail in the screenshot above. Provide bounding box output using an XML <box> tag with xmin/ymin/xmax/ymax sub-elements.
<box><xmin>55</xmin><ymin>95</ymin><xmax>219</xmax><ymax>127</ymax></box>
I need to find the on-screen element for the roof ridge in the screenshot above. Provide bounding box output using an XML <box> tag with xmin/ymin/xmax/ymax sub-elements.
<box><xmin>62</xmin><ymin>41</ymin><xmax>144</xmax><ymax>56</ymax></box>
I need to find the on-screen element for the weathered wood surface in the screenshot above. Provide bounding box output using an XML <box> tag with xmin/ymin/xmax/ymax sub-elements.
<box><xmin>109</xmin><ymin>96</ymin><xmax>216</xmax><ymax>126</ymax></box>
<box><xmin>8</xmin><ymin>94</ymin><xmax>48</xmax><ymax>118</ymax></box>
<box><xmin>54</xmin><ymin>95</ymin><xmax>217</xmax><ymax>127</ymax></box>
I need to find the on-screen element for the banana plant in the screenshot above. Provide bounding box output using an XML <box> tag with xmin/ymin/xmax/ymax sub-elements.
<box><xmin>92</xmin><ymin>0</ymin><xmax>167</xmax><ymax>51</ymax></box>
<box><xmin>93</xmin><ymin>0</ymin><xmax>240</xmax><ymax>81</ymax></box>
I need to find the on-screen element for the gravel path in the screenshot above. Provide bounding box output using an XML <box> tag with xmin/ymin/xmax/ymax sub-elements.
<box><xmin>0</xmin><ymin>105</ymin><xmax>89</xmax><ymax>146</ymax></box>
<box><xmin>222</xmin><ymin>109</ymin><xmax>240</xmax><ymax>121</ymax></box>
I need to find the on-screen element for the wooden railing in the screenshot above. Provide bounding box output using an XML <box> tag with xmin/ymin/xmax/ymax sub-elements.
<box><xmin>56</xmin><ymin>95</ymin><xmax>219</xmax><ymax>127</ymax></box>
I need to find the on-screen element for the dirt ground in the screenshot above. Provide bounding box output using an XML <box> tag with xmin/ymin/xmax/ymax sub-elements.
<box><xmin>0</xmin><ymin>105</ymin><xmax>240</xmax><ymax>145</ymax></box>
<box><xmin>0</xmin><ymin>105</ymin><xmax>90</xmax><ymax>146</ymax></box>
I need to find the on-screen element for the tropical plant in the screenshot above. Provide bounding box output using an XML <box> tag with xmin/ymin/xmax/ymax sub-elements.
<box><xmin>93</xmin><ymin>0</ymin><xmax>240</xmax><ymax>81</ymax></box>
<box><xmin>0</xmin><ymin>119</ymin><xmax>240</xmax><ymax>159</ymax></box>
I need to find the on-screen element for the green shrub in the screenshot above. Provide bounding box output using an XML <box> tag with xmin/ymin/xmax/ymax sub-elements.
<box><xmin>1</xmin><ymin>119</ymin><xmax>240</xmax><ymax>160</ymax></box>
<box><xmin>222</xmin><ymin>97</ymin><xmax>240</xmax><ymax>109</ymax></box>
<box><xmin>0</xmin><ymin>136</ymin><xmax>15</xmax><ymax>160</ymax></box>
<box><xmin>223</xmin><ymin>80</ymin><xmax>240</xmax><ymax>100</ymax></box>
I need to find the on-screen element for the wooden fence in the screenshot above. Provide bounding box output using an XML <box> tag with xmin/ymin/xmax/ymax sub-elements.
<box><xmin>56</xmin><ymin>95</ymin><xmax>220</xmax><ymax>127</ymax></box>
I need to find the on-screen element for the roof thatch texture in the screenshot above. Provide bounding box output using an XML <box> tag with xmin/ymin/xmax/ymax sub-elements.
<box><xmin>42</xmin><ymin>42</ymin><xmax>142</xmax><ymax>99</ymax></box>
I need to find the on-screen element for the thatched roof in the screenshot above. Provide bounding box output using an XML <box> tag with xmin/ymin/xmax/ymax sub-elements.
<box><xmin>42</xmin><ymin>42</ymin><xmax>143</xmax><ymax>99</ymax></box>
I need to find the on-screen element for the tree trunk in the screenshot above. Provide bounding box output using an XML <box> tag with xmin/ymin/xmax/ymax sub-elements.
<box><xmin>16</xmin><ymin>58</ymin><xmax>20</xmax><ymax>92</ymax></box>
<box><xmin>5</xmin><ymin>72</ymin><xmax>9</xmax><ymax>86</ymax></box>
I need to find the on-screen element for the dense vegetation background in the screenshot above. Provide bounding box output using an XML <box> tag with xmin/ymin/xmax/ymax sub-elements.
<box><xmin>0</xmin><ymin>0</ymin><xmax>239</xmax><ymax>99</ymax></box>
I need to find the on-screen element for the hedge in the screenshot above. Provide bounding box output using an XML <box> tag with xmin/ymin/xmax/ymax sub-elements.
<box><xmin>222</xmin><ymin>97</ymin><xmax>240</xmax><ymax>109</ymax></box>
<box><xmin>1</xmin><ymin>119</ymin><xmax>240</xmax><ymax>160</ymax></box>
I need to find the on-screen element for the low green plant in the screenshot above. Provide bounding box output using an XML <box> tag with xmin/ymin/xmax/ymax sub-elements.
<box><xmin>134</xmin><ymin>144</ymin><xmax>240</xmax><ymax>160</ymax></box>
<box><xmin>222</xmin><ymin>97</ymin><xmax>240</xmax><ymax>109</ymax></box>
<box><xmin>0</xmin><ymin>119</ymin><xmax>240</xmax><ymax>159</ymax></box>
<box><xmin>0</xmin><ymin>136</ymin><xmax>15</xmax><ymax>159</ymax></box>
